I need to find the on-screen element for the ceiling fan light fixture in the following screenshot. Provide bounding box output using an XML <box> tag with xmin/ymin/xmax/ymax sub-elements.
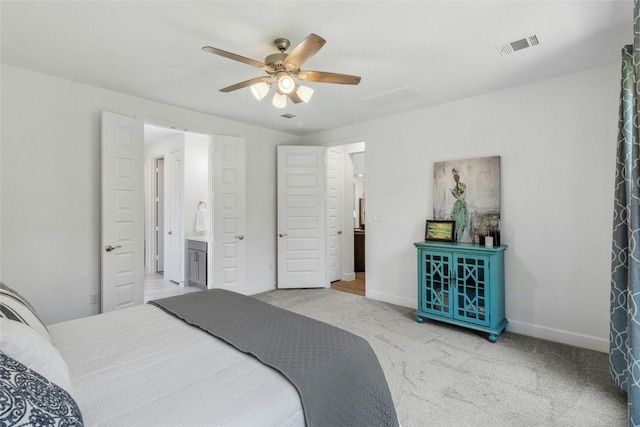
<box><xmin>204</xmin><ymin>34</ymin><xmax>361</xmax><ymax>110</ymax></box>
<box><xmin>250</xmin><ymin>81</ymin><xmax>270</xmax><ymax>100</ymax></box>
<box><xmin>273</xmin><ymin>91</ymin><xmax>287</xmax><ymax>108</ymax></box>
<box><xmin>277</xmin><ymin>73</ymin><xmax>296</xmax><ymax>94</ymax></box>
<box><xmin>296</xmin><ymin>85</ymin><xmax>314</xmax><ymax>103</ymax></box>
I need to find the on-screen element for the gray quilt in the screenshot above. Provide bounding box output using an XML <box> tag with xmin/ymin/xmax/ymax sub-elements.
<box><xmin>149</xmin><ymin>289</ymin><xmax>398</xmax><ymax>427</ymax></box>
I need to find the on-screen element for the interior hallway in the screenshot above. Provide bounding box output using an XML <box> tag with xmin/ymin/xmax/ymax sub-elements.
<box><xmin>144</xmin><ymin>272</ymin><xmax>201</xmax><ymax>302</ymax></box>
<box><xmin>330</xmin><ymin>272</ymin><xmax>365</xmax><ymax>296</ymax></box>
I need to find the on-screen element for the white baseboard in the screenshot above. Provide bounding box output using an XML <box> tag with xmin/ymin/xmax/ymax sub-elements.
<box><xmin>366</xmin><ymin>289</ymin><xmax>416</xmax><ymax>310</ymax></box>
<box><xmin>363</xmin><ymin>291</ymin><xmax>608</xmax><ymax>353</ymax></box>
<box><xmin>506</xmin><ymin>320</ymin><xmax>608</xmax><ymax>353</ymax></box>
<box><xmin>342</xmin><ymin>272</ymin><xmax>356</xmax><ymax>281</ymax></box>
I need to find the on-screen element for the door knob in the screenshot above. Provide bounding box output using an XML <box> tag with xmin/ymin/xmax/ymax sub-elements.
<box><xmin>338</xmin><ymin>230</ymin><xmax>343</xmax><ymax>235</ymax></box>
<box><xmin>105</xmin><ymin>245</ymin><xmax>122</xmax><ymax>252</ymax></box>
<box><xmin>168</xmin><ymin>231</ymin><xmax>173</xmax><ymax>235</ymax></box>
<box><xmin>279</xmin><ymin>233</ymin><xmax>288</xmax><ymax>238</ymax></box>
<box><xmin>235</xmin><ymin>235</ymin><xmax>244</xmax><ymax>240</ymax></box>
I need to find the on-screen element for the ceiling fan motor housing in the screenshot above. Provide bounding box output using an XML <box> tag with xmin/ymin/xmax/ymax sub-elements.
<box><xmin>265</xmin><ymin>52</ymin><xmax>288</xmax><ymax>72</ymax></box>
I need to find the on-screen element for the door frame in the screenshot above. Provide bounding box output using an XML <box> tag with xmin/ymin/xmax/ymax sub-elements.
<box><xmin>327</xmin><ymin>147</ymin><xmax>344</xmax><ymax>282</ymax></box>
<box><xmin>154</xmin><ymin>157</ymin><xmax>165</xmax><ymax>273</ymax></box>
<box><xmin>142</xmin><ymin>120</ymin><xmax>213</xmax><ymax>286</ymax></box>
<box><xmin>165</xmin><ymin>148</ymin><xmax>184</xmax><ymax>284</ymax></box>
<box><xmin>275</xmin><ymin>142</ymin><xmax>365</xmax><ymax>288</ymax></box>
<box><xmin>324</xmin><ymin>140</ymin><xmax>366</xmax><ymax>283</ymax></box>
<box><xmin>144</xmin><ymin>128</ymin><xmax>185</xmax><ymax>276</ymax></box>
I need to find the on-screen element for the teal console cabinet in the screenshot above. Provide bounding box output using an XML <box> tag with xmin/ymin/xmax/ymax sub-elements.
<box><xmin>414</xmin><ymin>241</ymin><xmax>507</xmax><ymax>342</ymax></box>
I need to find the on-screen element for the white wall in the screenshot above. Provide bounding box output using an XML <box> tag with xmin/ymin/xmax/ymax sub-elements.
<box><xmin>1</xmin><ymin>62</ymin><xmax>622</xmax><ymax>351</ymax></box>
<box><xmin>183</xmin><ymin>132</ymin><xmax>210</xmax><ymax>239</ymax></box>
<box><xmin>1</xmin><ymin>65</ymin><xmax>299</xmax><ymax>324</ymax></box>
<box><xmin>302</xmin><ymin>63</ymin><xmax>620</xmax><ymax>352</ymax></box>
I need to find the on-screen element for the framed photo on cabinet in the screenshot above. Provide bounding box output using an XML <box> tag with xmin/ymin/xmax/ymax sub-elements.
<box><xmin>425</xmin><ymin>220</ymin><xmax>455</xmax><ymax>242</ymax></box>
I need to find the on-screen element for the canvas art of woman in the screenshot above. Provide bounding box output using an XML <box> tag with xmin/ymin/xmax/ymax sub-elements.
<box><xmin>450</xmin><ymin>168</ymin><xmax>469</xmax><ymax>241</ymax></box>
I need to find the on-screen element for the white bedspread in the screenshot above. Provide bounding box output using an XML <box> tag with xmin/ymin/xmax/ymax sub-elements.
<box><xmin>48</xmin><ymin>304</ymin><xmax>304</xmax><ymax>427</ymax></box>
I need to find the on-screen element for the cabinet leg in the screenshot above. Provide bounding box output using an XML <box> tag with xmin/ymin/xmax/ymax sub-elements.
<box><xmin>416</xmin><ymin>316</ymin><xmax>424</xmax><ymax>324</ymax></box>
<box><xmin>488</xmin><ymin>333</ymin><xmax>498</xmax><ymax>343</ymax></box>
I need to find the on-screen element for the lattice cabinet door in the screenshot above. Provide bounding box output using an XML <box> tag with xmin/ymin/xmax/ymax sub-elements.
<box><xmin>453</xmin><ymin>254</ymin><xmax>490</xmax><ymax>327</ymax></box>
<box><xmin>419</xmin><ymin>251</ymin><xmax>453</xmax><ymax>318</ymax></box>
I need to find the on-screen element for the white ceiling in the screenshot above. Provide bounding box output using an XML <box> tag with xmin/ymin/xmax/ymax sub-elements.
<box><xmin>1</xmin><ymin>1</ymin><xmax>632</xmax><ymax>137</ymax></box>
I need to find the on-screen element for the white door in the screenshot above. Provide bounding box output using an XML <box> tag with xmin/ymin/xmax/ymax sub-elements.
<box><xmin>101</xmin><ymin>111</ymin><xmax>144</xmax><ymax>312</ymax></box>
<box><xmin>165</xmin><ymin>149</ymin><xmax>183</xmax><ymax>283</ymax></box>
<box><xmin>212</xmin><ymin>136</ymin><xmax>246</xmax><ymax>291</ymax></box>
<box><xmin>277</xmin><ymin>146</ymin><xmax>327</xmax><ymax>288</ymax></box>
<box><xmin>155</xmin><ymin>158</ymin><xmax>165</xmax><ymax>272</ymax></box>
<box><xmin>327</xmin><ymin>148</ymin><xmax>343</xmax><ymax>282</ymax></box>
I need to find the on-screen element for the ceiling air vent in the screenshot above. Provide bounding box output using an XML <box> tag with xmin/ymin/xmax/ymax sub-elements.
<box><xmin>280</xmin><ymin>113</ymin><xmax>297</xmax><ymax>119</ymax></box>
<box><xmin>496</xmin><ymin>32</ymin><xmax>543</xmax><ymax>56</ymax></box>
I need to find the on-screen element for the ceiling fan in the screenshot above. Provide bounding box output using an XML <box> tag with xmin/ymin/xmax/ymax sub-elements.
<box><xmin>202</xmin><ymin>34</ymin><xmax>361</xmax><ymax>108</ymax></box>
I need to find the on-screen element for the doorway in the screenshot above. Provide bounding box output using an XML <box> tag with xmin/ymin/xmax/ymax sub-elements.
<box><xmin>143</xmin><ymin>124</ymin><xmax>211</xmax><ymax>296</ymax></box>
<box><xmin>329</xmin><ymin>143</ymin><xmax>366</xmax><ymax>296</ymax></box>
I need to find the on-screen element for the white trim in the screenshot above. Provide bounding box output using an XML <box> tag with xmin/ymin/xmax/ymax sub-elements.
<box><xmin>367</xmin><ymin>290</ymin><xmax>416</xmax><ymax>310</ymax></box>
<box><xmin>364</xmin><ymin>292</ymin><xmax>608</xmax><ymax>353</ymax></box>
<box><xmin>138</xmin><ymin>116</ymin><xmax>213</xmax><ymax>137</ymax></box>
<box><xmin>144</xmin><ymin>156</ymin><xmax>164</xmax><ymax>274</ymax></box>
<box><xmin>506</xmin><ymin>320</ymin><xmax>608</xmax><ymax>353</ymax></box>
<box><xmin>342</xmin><ymin>272</ymin><xmax>356</xmax><ymax>281</ymax></box>
<box><xmin>319</xmin><ymin>134</ymin><xmax>368</xmax><ymax>148</ymax></box>
<box><xmin>320</xmin><ymin>140</ymin><xmax>366</xmax><ymax>286</ymax></box>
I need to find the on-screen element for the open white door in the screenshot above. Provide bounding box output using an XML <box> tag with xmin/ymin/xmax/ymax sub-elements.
<box><xmin>101</xmin><ymin>111</ymin><xmax>144</xmax><ymax>312</ymax></box>
<box><xmin>212</xmin><ymin>136</ymin><xmax>246</xmax><ymax>292</ymax></box>
<box><xmin>277</xmin><ymin>146</ymin><xmax>327</xmax><ymax>288</ymax></box>
<box><xmin>155</xmin><ymin>158</ymin><xmax>165</xmax><ymax>273</ymax></box>
<box><xmin>327</xmin><ymin>148</ymin><xmax>343</xmax><ymax>282</ymax></box>
<box><xmin>165</xmin><ymin>149</ymin><xmax>184</xmax><ymax>283</ymax></box>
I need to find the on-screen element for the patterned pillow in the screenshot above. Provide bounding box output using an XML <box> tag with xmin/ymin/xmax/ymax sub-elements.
<box><xmin>0</xmin><ymin>282</ymin><xmax>50</xmax><ymax>342</ymax></box>
<box><xmin>0</xmin><ymin>353</ymin><xmax>84</xmax><ymax>426</ymax></box>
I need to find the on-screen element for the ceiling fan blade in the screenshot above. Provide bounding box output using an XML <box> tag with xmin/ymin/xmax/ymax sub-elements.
<box><xmin>287</xmin><ymin>91</ymin><xmax>304</xmax><ymax>104</ymax></box>
<box><xmin>220</xmin><ymin>76</ymin><xmax>270</xmax><ymax>93</ymax></box>
<box><xmin>297</xmin><ymin>70</ymin><xmax>361</xmax><ymax>85</ymax></box>
<box><xmin>202</xmin><ymin>46</ymin><xmax>271</xmax><ymax>72</ymax></box>
<box><xmin>283</xmin><ymin>34</ymin><xmax>326</xmax><ymax>71</ymax></box>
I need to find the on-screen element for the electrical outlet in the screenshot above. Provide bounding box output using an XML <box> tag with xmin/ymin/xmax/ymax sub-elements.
<box><xmin>90</xmin><ymin>294</ymin><xmax>99</xmax><ymax>305</ymax></box>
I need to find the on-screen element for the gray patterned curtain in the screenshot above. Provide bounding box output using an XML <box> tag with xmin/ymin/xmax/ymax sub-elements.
<box><xmin>610</xmin><ymin>3</ymin><xmax>640</xmax><ymax>425</ymax></box>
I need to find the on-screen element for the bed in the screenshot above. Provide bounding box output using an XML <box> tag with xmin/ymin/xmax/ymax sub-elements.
<box><xmin>0</xmin><ymin>283</ymin><xmax>398</xmax><ymax>427</ymax></box>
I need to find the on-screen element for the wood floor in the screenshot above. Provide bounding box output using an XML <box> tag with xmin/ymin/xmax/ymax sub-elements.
<box><xmin>330</xmin><ymin>272</ymin><xmax>365</xmax><ymax>296</ymax></box>
<box><xmin>144</xmin><ymin>272</ymin><xmax>366</xmax><ymax>300</ymax></box>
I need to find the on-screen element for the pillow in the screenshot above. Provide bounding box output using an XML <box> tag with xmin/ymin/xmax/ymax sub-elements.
<box><xmin>0</xmin><ymin>282</ymin><xmax>50</xmax><ymax>342</ymax></box>
<box><xmin>0</xmin><ymin>318</ymin><xmax>74</xmax><ymax>395</ymax></box>
<box><xmin>0</xmin><ymin>352</ymin><xmax>84</xmax><ymax>426</ymax></box>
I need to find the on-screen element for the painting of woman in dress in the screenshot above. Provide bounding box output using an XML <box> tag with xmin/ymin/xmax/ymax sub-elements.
<box><xmin>450</xmin><ymin>168</ymin><xmax>469</xmax><ymax>241</ymax></box>
<box><xmin>433</xmin><ymin>156</ymin><xmax>500</xmax><ymax>243</ymax></box>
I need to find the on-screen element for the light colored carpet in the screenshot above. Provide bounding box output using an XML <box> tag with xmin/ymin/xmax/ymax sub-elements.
<box><xmin>254</xmin><ymin>288</ymin><xmax>627</xmax><ymax>427</ymax></box>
